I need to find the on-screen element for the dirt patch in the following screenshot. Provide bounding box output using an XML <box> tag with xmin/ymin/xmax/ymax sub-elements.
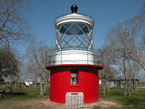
<box><xmin>137</xmin><ymin>87</ymin><xmax>145</xmax><ymax>88</ymax></box>
<box><xmin>18</xmin><ymin>98</ymin><xmax>50</xmax><ymax>109</ymax></box>
<box><xmin>41</xmin><ymin>99</ymin><xmax>122</xmax><ymax>109</ymax></box>
<box><xmin>84</xmin><ymin>99</ymin><xmax>122</xmax><ymax>108</ymax></box>
<box><xmin>42</xmin><ymin>99</ymin><xmax>66</xmax><ymax>109</ymax></box>
<box><xmin>0</xmin><ymin>98</ymin><xmax>122</xmax><ymax>109</ymax></box>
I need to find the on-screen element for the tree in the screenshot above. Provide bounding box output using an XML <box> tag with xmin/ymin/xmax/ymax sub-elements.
<box><xmin>26</xmin><ymin>57</ymin><xmax>39</xmax><ymax>89</ymax></box>
<box><xmin>0</xmin><ymin>0</ymin><xmax>32</xmax><ymax>46</ymax></box>
<box><xmin>121</xmin><ymin>17</ymin><xmax>145</xmax><ymax>71</ymax></box>
<box><xmin>0</xmin><ymin>45</ymin><xmax>20</xmax><ymax>94</ymax></box>
<box><xmin>104</xmin><ymin>15</ymin><xmax>145</xmax><ymax>95</ymax></box>
<box><xmin>97</xmin><ymin>46</ymin><xmax>119</xmax><ymax>94</ymax></box>
<box><xmin>26</xmin><ymin>41</ymin><xmax>54</xmax><ymax>96</ymax></box>
<box><xmin>0</xmin><ymin>76</ymin><xmax>4</xmax><ymax>82</ymax></box>
<box><xmin>0</xmin><ymin>45</ymin><xmax>19</xmax><ymax>79</ymax></box>
<box><xmin>100</xmin><ymin>3</ymin><xmax>145</xmax><ymax>97</ymax></box>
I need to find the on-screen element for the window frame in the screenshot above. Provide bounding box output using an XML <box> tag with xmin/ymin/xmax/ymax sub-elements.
<box><xmin>70</xmin><ymin>70</ymin><xmax>78</xmax><ymax>85</ymax></box>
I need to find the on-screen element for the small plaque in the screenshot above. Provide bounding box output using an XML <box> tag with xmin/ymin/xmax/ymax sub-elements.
<box><xmin>66</xmin><ymin>92</ymin><xmax>84</xmax><ymax>108</ymax></box>
<box><xmin>71</xmin><ymin>93</ymin><xmax>78</xmax><ymax>95</ymax></box>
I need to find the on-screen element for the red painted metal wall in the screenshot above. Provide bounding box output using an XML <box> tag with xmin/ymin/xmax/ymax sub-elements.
<box><xmin>49</xmin><ymin>65</ymin><xmax>100</xmax><ymax>104</ymax></box>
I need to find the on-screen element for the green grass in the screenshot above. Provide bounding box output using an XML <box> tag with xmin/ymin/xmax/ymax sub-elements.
<box><xmin>93</xmin><ymin>106</ymin><xmax>101</xmax><ymax>109</ymax></box>
<box><xmin>8</xmin><ymin>105</ymin><xmax>32</xmax><ymax>109</ymax></box>
<box><xmin>0</xmin><ymin>97</ymin><xmax>50</xmax><ymax>109</ymax></box>
<box><xmin>99</xmin><ymin>88</ymin><xmax>145</xmax><ymax>109</ymax></box>
<box><xmin>0</xmin><ymin>84</ymin><xmax>50</xmax><ymax>100</ymax></box>
<box><xmin>1</xmin><ymin>84</ymin><xmax>145</xmax><ymax>109</ymax></box>
<box><xmin>0</xmin><ymin>84</ymin><xmax>50</xmax><ymax>109</ymax></box>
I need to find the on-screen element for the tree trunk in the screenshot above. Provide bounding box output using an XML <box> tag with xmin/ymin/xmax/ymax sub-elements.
<box><xmin>133</xmin><ymin>77</ymin><xmax>136</xmax><ymax>91</ymax></box>
<box><xmin>32</xmin><ymin>80</ymin><xmax>36</xmax><ymax>89</ymax></box>
<box><xmin>10</xmin><ymin>84</ymin><xmax>13</xmax><ymax>94</ymax></box>
<box><xmin>43</xmin><ymin>81</ymin><xmax>45</xmax><ymax>93</ymax></box>
<box><xmin>131</xmin><ymin>82</ymin><xmax>133</xmax><ymax>93</ymax></box>
<box><xmin>103</xmin><ymin>88</ymin><xmax>105</xmax><ymax>95</ymax></box>
<box><xmin>43</xmin><ymin>80</ymin><xmax>45</xmax><ymax>93</ymax></box>
<box><xmin>115</xmin><ymin>81</ymin><xmax>117</xmax><ymax>89</ymax></box>
<box><xmin>103</xmin><ymin>80</ymin><xmax>106</xmax><ymax>95</ymax></box>
<box><xmin>135</xmin><ymin>81</ymin><xmax>137</xmax><ymax>90</ymax></box>
<box><xmin>40</xmin><ymin>75</ymin><xmax>43</xmax><ymax>96</ymax></box>
<box><xmin>138</xmin><ymin>77</ymin><xmax>143</xmax><ymax>92</ymax></box>
<box><xmin>44</xmin><ymin>78</ymin><xmax>48</xmax><ymax>93</ymax></box>
<box><xmin>100</xmin><ymin>76</ymin><xmax>103</xmax><ymax>89</ymax></box>
<box><xmin>15</xmin><ymin>81</ymin><xmax>17</xmax><ymax>88</ymax></box>
<box><xmin>22</xmin><ymin>83</ymin><xmax>23</xmax><ymax>89</ymax></box>
<box><xmin>44</xmin><ymin>72</ymin><xmax>49</xmax><ymax>93</ymax></box>
<box><xmin>136</xmin><ymin>68</ymin><xmax>142</xmax><ymax>92</ymax></box>
<box><xmin>129</xmin><ymin>81</ymin><xmax>133</xmax><ymax>93</ymax></box>
<box><xmin>19</xmin><ymin>82</ymin><xmax>21</xmax><ymax>91</ymax></box>
<box><xmin>47</xmin><ymin>70</ymin><xmax>50</xmax><ymax>89</ymax></box>
<box><xmin>32</xmin><ymin>80</ymin><xmax>35</xmax><ymax>89</ymax></box>
<box><xmin>124</xmin><ymin>79</ymin><xmax>127</xmax><ymax>96</ymax></box>
<box><xmin>123</xmin><ymin>51</ymin><xmax>127</xmax><ymax>97</ymax></box>
<box><xmin>43</xmin><ymin>82</ymin><xmax>45</xmax><ymax>93</ymax></box>
<box><xmin>34</xmin><ymin>76</ymin><xmax>37</xmax><ymax>89</ymax></box>
<box><xmin>107</xmin><ymin>81</ymin><xmax>110</xmax><ymax>92</ymax></box>
<box><xmin>128</xmin><ymin>81</ymin><xmax>131</xmax><ymax>96</ymax></box>
<box><xmin>32</xmin><ymin>78</ymin><xmax>37</xmax><ymax>89</ymax></box>
<box><xmin>128</xmin><ymin>59</ymin><xmax>134</xmax><ymax>93</ymax></box>
<box><xmin>120</xmin><ymin>81</ymin><xmax>122</xmax><ymax>88</ymax></box>
<box><xmin>34</xmin><ymin>81</ymin><xmax>37</xmax><ymax>89</ymax></box>
<box><xmin>128</xmin><ymin>65</ymin><xmax>132</xmax><ymax>95</ymax></box>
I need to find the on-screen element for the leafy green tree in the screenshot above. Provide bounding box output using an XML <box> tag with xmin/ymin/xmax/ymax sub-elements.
<box><xmin>0</xmin><ymin>45</ymin><xmax>19</xmax><ymax>79</ymax></box>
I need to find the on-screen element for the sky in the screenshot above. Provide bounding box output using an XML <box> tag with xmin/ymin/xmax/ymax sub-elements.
<box><xmin>10</xmin><ymin>0</ymin><xmax>145</xmax><ymax>82</ymax></box>
<box><xmin>15</xmin><ymin>0</ymin><xmax>145</xmax><ymax>56</ymax></box>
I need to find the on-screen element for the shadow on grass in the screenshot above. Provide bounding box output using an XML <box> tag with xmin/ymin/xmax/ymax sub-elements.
<box><xmin>0</xmin><ymin>85</ymin><xmax>50</xmax><ymax>102</ymax></box>
<box><xmin>0</xmin><ymin>92</ymin><xmax>28</xmax><ymax>101</ymax></box>
<box><xmin>5</xmin><ymin>92</ymin><xmax>27</xmax><ymax>95</ymax></box>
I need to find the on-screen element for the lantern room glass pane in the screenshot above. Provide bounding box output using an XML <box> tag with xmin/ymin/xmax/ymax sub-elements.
<box><xmin>59</xmin><ymin>22</ymin><xmax>90</xmax><ymax>35</ymax></box>
<box><xmin>56</xmin><ymin>22</ymin><xmax>93</xmax><ymax>52</ymax></box>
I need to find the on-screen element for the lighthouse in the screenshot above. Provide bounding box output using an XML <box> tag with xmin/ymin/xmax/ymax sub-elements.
<box><xmin>45</xmin><ymin>4</ymin><xmax>104</xmax><ymax>107</ymax></box>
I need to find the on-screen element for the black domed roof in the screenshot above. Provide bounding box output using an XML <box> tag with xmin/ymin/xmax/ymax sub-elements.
<box><xmin>71</xmin><ymin>4</ymin><xmax>78</xmax><ymax>13</ymax></box>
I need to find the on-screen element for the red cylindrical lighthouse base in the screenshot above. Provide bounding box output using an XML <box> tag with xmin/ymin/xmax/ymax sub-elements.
<box><xmin>46</xmin><ymin>64</ymin><xmax>103</xmax><ymax>104</ymax></box>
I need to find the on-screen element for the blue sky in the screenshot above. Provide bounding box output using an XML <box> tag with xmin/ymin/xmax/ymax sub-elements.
<box><xmin>15</xmin><ymin>0</ymin><xmax>145</xmax><ymax>56</ymax></box>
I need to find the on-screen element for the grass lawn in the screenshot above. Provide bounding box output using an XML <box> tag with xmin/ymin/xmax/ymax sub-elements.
<box><xmin>97</xmin><ymin>87</ymin><xmax>145</xmax><ymax>109</ymax></box>
<box><xmin>0</xmin><ymin>84</ymin><xmax>50</xmax><ymax>109</ymax></box>
<box><xmin>1</xmin><ymin>84</ymin><xmax>145</xmax><ymax>109</ymax></box>
<box><xmin>0</xmin><ymin>84</ymin><xmax>50</xmax><ymax>99</ymax></box>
